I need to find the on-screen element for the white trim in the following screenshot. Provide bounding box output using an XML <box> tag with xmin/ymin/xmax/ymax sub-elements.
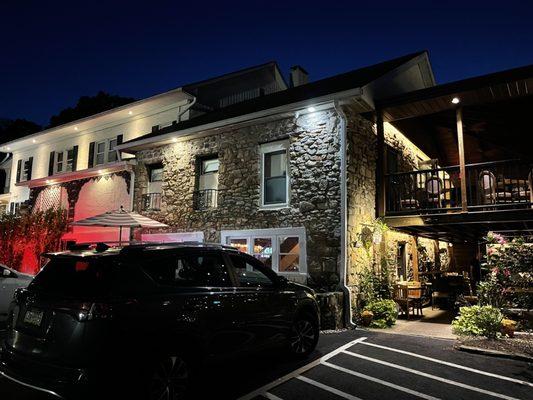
<box><xmin>259</xmin><ymin>140</ymin><xmax>290</xmax><ymax>208</ymax></box>
<box><xmin>220</xmin><ymin>227</ymin><xmax>306</xmax><ymax>275</ymax></box>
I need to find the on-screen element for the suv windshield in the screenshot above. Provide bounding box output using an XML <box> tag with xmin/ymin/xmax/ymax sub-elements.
<box><xmin>30</xmin><ymin>256</ymin><xmax>118</xmax><ymax>297</ymax></box>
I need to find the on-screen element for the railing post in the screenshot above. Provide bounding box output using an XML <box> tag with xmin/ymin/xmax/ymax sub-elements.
<box><xmin>376</xmin><ymin>110</ymin><xmax>386</xmax><ymax>217</ymax></box>
<box><xmin>456</xmin><ymin>107</ymin><xmax>468</xmax><ymax>212</ymax></box>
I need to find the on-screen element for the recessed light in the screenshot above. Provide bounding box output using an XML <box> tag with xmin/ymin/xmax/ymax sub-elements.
<box><xmin>6</xmin><ymin>147</ymin><xmax>10</xmax><ymax>151</ymax></box>
<box><xmin>32</xmin><ymin>139</ymin><xmax>36</xmax><ymax>143</ymax></box>
<box><xmin>74</xmin><ymin>126</ymin><xmax>79</xmax><ymax>131</ymax></box>
<box><xmin>128</xmin><ymin>111</ymin><xmax>133</xmax><ymax>115</ymax></box>
<box><xmin>172</xmin><ymin>137</ymin><xmax>178</xmax><ymax>142</ymax></box>
<box><xmin>46</xmin><ymin>179</ymin><xmax>52</xmax><ymax>184</ymax></box>
<box><xmin>307</xmin><ymin>106</ymin><xmax>316</xmax><ymax>112</ymax></box>
<box><xmin>451</xmin><ymin>97</ymin><xmax>460</xmax><ymax>104</ymax></box>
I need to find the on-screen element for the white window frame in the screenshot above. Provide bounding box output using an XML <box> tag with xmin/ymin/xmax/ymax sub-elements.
<box><xmin>221</xmin><ymin>227</ymin><xmax>306</xmax><ymax>276</ymax></box>
<box><xmin>55</xmin><ymin>148</ymin><xmax>75</xmax><ymax>174</ymax></box>
<box><xmin>94</xmin><ymin>138</ymin><xmax>120</xmax><ymax>166</ymax></box>
<box><xmin>259</xmin><ymin>140</ymin><xmax>290</xmax><ymax>209</ymax></box>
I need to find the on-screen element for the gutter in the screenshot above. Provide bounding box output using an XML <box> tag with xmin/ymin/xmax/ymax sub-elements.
<box><xmin>334</xmin><ymin>100</ymin><xmax>356</xmax><ymax>329</ymax></box>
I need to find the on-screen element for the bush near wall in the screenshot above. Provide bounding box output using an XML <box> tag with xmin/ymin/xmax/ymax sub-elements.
<box><xmin>0</xmin><ymin>208</ymin><xmax>68</xmax><ymax>274</ymax></box>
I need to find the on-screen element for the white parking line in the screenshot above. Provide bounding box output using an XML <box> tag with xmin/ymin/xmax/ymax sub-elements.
<box><xmin>360</xmin><ymin>341</ymin><xmax>533</xmax><ymax>388</ymax></box>
<box><xmin>296</xmin><ymin>376</ymin><xmax>363</xmax><ymax>400</ymax></box>
<box><xmin>322</xmin><ymin>361</ymin><xmax>441</xmax><ymax>400</ymax></box>
<box><xmin>342</xmin><ymin>350</ymin><xmax>521</xmax><ymax>400</ymax></box>
<box><xmin>237</xmin><ymin>337</ymin><xmax>368</xmax><ymax>400</ymax></box>
<box><xmin>263</xmin><ymin>393</ymin><xmax>284</xmax><ymax>400</ymax></box>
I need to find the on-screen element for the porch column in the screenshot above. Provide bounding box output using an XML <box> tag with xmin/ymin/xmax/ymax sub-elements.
<box><xmin>456</xmin><ymin>107</ymin><xmax>468</xmax><ymax>212</ymax></box>
<box><xmin>376</xmin><ymin>110</ymin><xmax>386</xmax><ymax>217</ymax></box>
<box><xmin>411</xmin><ymin>236</ymin><xmax>419</xmax><ymax>281</ymax></box>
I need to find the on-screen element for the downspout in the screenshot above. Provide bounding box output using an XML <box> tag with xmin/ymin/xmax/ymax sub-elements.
<box><xmin>177</xmin><ymin>96</ymin><xmax>197</xmax><ymax>122</ymax></box>
<box><xmin>333</xmin><ymin>100</ymin><xmax>356</xmax><ymax>329</ymax></box>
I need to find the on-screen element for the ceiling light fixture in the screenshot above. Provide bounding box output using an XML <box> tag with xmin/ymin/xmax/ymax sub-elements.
<box><xmin>74</xmin><ymin>126</ymin><xmax>79</xmax><ymax>131</ymax></box>
<box><xmin>307</xmin><ymin>106</ymin><xmax>316</xmax><ymax>112</ymax></box>
<box><xmin>32</xmin><ymin>139</ymin><xmax>36</xmax><ymax>143</ymax></box>
<box><xmin>172</xmin><ymin>137</ymin><xmax>178</xmax><ymax>142</ymax></box>
<box><xmin>451</xmin><ymin>97</ymin><xmax>460</xmax><ymax>104</ymax></box>
<box><xmin>128</xmin><ymin>111</ymin><xmax>133</xmax><ymax>115</ymax></box>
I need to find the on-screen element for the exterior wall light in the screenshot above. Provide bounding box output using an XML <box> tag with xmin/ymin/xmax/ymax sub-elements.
<box><xmin>451</xmin><ymin>97</ymin><xmax>460</xmax><ymax>104</ymax></box>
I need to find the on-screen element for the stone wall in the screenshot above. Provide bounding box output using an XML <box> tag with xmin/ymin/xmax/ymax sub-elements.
<box><xmin>133</xmin><ymin>110</ymin><xmax>343</xmax><ymax>284</ymax></box>
<box><xmin>344</xmin><ymin>107</ymin><xmax>437</xmax><ymax>309</ymax></box>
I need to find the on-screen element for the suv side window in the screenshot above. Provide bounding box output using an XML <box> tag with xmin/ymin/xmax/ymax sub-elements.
<box><xmin>142</xmin><ymin>252</ymin><xmax>232</xmax><ymax>287</ymax></box>
<box><xmin>229</xmin><ymin>254</ymin><xmax>275</xmax><ymax>288</ymax></box>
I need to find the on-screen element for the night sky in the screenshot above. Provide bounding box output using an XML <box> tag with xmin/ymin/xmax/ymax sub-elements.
<box><xmin>2</xmin><ymin>1</ymin><xmax>532</xmax><ymax>125</ymax></box>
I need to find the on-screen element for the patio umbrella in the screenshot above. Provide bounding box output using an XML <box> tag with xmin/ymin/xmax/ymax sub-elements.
<box><xmin>71</xmin><ymin>206</ymin><xmax>168</xmax><ymax>245</ymax></box>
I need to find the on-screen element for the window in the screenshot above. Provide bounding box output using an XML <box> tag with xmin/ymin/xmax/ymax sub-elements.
<box><xmin>16</xmin><ymin>157</ymin><xmax>33</xmax><ymax>183</ymax></box>
<box><xmin>260</xmin><ymin>141</ymin><xmax>289</xmax><ymax>207</ymax></box>
<box><xmin>150</xmin><ymin>166</ymin><xmax>163</xmax><ymax>183</ymax></box>
<box><xmin>108</xmin><ymin>138</ymin><xmax>118</xmax><ymax>163</ymax></box>
<box><xmin>55</xmin><ymin>148</ymin><xmax>75</xmax><ymax>173</ymax></box>
<box><xmin>95</xmin><ymin>141</ymin><xmax>106</xmax><ymax>165</ymax></box>
<box><xmin>229</xmin><ymin>254</ymin><xmax>275</xmax><ymax>287</ymax></box>
<box><xmin>141</xmin><ymin>252</ymin><xmax>231</xmax><ymax>287</ymax></box>
<box><xmin>195</xmin><ymin>156</ymin><xmax>219</xmax><ymax>210</ymax></box>
<box><xmin>221</xmin><ymin>227</ymin><xmax>306</xmax><ymax>275</ymax></box>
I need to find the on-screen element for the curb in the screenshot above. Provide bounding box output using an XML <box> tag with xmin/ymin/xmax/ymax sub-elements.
<box><xmin>458</xmin><ymin>345</ymin><xmax>533</xmax><ymax>362</ymax></box>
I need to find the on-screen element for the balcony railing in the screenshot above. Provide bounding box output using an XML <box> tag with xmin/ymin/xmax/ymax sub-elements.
<box><xmin>193</xmin><ymin>189</ymin><xmax>219</xmax><ymax>211</ymax></box>
<box><xmin>386</xmin><ymin>160</ymin><xmax>533</xmax><ymax>215</ymax></box>
<box><xmin>142</xmin><ymin>192</ymin><xmax>162</xmax><ymax>211</ymax></box>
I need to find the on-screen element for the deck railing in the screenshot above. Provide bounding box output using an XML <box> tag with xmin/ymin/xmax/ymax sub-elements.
<box><xmin>193</xmin><ymin>189</ymin><xmax>219</xmax><ymax>210</ymax></box>
<box><xmin>141</xmin><ymin>192</ymin><xmax>162</xmax><ymax>211</ymax></box>
<box><xmin>386</xmin><ymin>159</ymin><xmax>533</xmax><ymax>215</ymax></box>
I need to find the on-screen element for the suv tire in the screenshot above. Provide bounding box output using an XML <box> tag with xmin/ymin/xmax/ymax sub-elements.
<box><xmin>287</xmin><ymin>312</ymin><xmax>319</xmax><ymax>358</ymax></box>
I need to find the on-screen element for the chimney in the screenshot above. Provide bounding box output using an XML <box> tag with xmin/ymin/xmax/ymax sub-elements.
<box><xmin>290</xmin><ymin>65</ymin><xmax>309</xmax><ymax>87</ymax></box>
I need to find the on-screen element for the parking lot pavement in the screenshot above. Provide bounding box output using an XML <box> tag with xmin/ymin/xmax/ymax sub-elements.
<box><xmin>1</xmin><ymin>330</ymin><xmax>532</xmax><ymax>399</ymax></box>
<box><xmin>239</xmin><ymin>331</ymin><xmax>533</xmax><ymax>400</ymax></box>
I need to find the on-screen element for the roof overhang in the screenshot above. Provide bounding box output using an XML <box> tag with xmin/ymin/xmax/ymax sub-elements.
<box><xmin>117</xmin><ymin>88</ymin><xmax>370</xmax><ymax>152</ymax></box>
<box><xmin>1</xmin><ymin>90</ymin><xmax>194</xmax><ymax>152</ymax></box>
<box><xmin>380</xmin><ymin>64</ymin><xmax>533</xmax><ymax>122</ymax></box>
<box><xmin>15</xmin><ymin>161</ymin><xmax>134</xmax><ymax>189</ymax></box>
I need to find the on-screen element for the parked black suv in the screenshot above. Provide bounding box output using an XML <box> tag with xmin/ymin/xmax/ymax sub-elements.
<box><xmin>0</xmin><ymin>243</ymin><xmax>320</xmax><ymax>399</ymax></box>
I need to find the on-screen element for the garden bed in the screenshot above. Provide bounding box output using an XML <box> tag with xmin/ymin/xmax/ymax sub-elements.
<box><xmin>457</xmin><ymin>335</ymin><xmax>533</xmax><ymax>360</ymax></box>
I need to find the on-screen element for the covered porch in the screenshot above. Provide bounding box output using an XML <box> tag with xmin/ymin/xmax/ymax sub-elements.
<box><xmin>373</xmin><ymin>64</ymin><xmax>533</xmax><ymax>327</ymax></box>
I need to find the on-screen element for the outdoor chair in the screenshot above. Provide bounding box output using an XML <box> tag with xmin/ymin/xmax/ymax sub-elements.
<box><xmin>479</xmin><ymin>170</ymin><xmax>513</xmax><ymax>205</ymax></box>
<box><xmin>425</xmin><ymin>176</ymin><xmax>443</xmax><ymax>208</ymax></box>
<box><xmin>394</xmin><ymin>282</ymin><xmax>423</xmax><ymax>320</ymax></box>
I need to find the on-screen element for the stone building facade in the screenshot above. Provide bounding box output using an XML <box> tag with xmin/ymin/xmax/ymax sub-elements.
<box><xmin>132</xmin><ymin>104</ymin><xmax>438</xmax><ymax>295</ymax></box>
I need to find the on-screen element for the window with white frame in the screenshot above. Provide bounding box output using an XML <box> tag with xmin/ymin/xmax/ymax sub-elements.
<box><xmin>56</xmin><ymin>148</ymin><xmax>75</xmax><ymax>173</ymax></box>
<box><xmin>94</xmin><ymin>138</ymin><xmax>119</xmax><ymax>166</ymax></box>
<box><xmin>260</xmin><ymin>140</ymin><xmax>289</xmax><ymax>207</ymax></box>
<box><xmin>221</xmin><ymin>227</ymin><xmax>306</xmax><ymax>274</ymax></box>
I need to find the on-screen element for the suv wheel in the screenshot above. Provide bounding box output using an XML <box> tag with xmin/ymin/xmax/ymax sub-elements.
<box><xmin>288</xmin><ymin>313</ymin><xmax>319</xmax><ymax>357</ymax></box>
<box><xmin>149</xmin><ymin>355</ymin><xmax>190</xmax><ymax>400</ymax></box>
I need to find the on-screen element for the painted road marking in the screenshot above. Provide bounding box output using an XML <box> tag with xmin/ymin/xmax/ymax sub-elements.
<box><xmin>342</xmin><ymin>350</ymin><xmax>521</xmax><ymax>400</ymax></box>
<box><xmin>360</xmin><ymin>341</ymin><xmax>533</xmax><ymax>388</ymax></box>
<box><xmin>321</xmin><ymin>361</ymin><xmax>441</xmax><ymax>400</ymax></box>
<box><xmin>296</xmin><ymin>376</ymin><xmax>363</xmax><ymax>400</ymax></box>
<box><xmin>263</xmin><ymin>393</ymin><xmax>284</xmax><ymax>400</ymax></box>
<box><xmin>237</xmin><ymin>337</ymin><xmax>368</xmax><ymax>400</ymax></box>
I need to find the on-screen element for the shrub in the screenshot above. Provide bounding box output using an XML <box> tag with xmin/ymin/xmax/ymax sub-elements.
<box><xmin>452</xmin><ymin>306</ymin><xmax>503</xmax><ymax>338</ymax></box>
<box><xmin>365</xmin><ymin>299</ymin><xmax>397</xmax><ymax>328</ymax></box>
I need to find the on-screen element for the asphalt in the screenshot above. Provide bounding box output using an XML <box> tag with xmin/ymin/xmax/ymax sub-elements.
<box><xmin>0</xmin><ymin>329</ymin><xmax>532</xmax><ymax>400</ymax></box>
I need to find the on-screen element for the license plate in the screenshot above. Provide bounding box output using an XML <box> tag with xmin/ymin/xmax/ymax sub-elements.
<box><xmin>23</xmin><ymin>309</ymin><xmax>44</xmax><ymax>327</ymax></box>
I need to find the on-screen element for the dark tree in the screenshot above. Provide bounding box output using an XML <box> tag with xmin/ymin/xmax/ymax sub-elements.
<box><xmin>48</xmin><ymin>91</ymin><xmax>136</xmax><ymax>127</ymax></box>
<box><xmin>0</xmin><ymin>118</ymin><xmax>42</xmax><ymax>143</ymax></box>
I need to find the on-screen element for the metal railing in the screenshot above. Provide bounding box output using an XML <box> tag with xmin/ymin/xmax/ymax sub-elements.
<box><xmin>193</xmin><ymin>189</ymin><xmax>218</xmax><ymax>210</ymax></box>
<box><xmin>386</xmin><ymin>159</ymin><xmax>533</xmax><ymax>215</ymax></box>
<box><xmin>141</xmin><ymin>192</ymin><xmax>162</xmax><ymax>211</ymax></box>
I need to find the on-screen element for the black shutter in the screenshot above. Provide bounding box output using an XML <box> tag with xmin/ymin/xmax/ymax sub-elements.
<box><xmin>88</xmin><ymin>142</ymin><xmax>95</xmax><ymax>168</ymax></box>
<box><xmin>27</xmin><ymin>157</ymin><xmax>33</xmax><ymax>181</ymax></box>
<box><xmin>72</xmin><ymin>145</ymin><xmax>79</xmax><ymax>171</ymax></box>
<box><xmin>16</xmin><ymin>159</ymin><xmax>22</xmax><ymax>183</ymax></box>
<box><xmin>117</xmin><ymin>134</ymin><xmax>123</xmax><ymax>145</ymax></box>
<box><xmin>48</xmin><ymin>151</ymin><xmax>55</xmax><ymax>176</ymax></box>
